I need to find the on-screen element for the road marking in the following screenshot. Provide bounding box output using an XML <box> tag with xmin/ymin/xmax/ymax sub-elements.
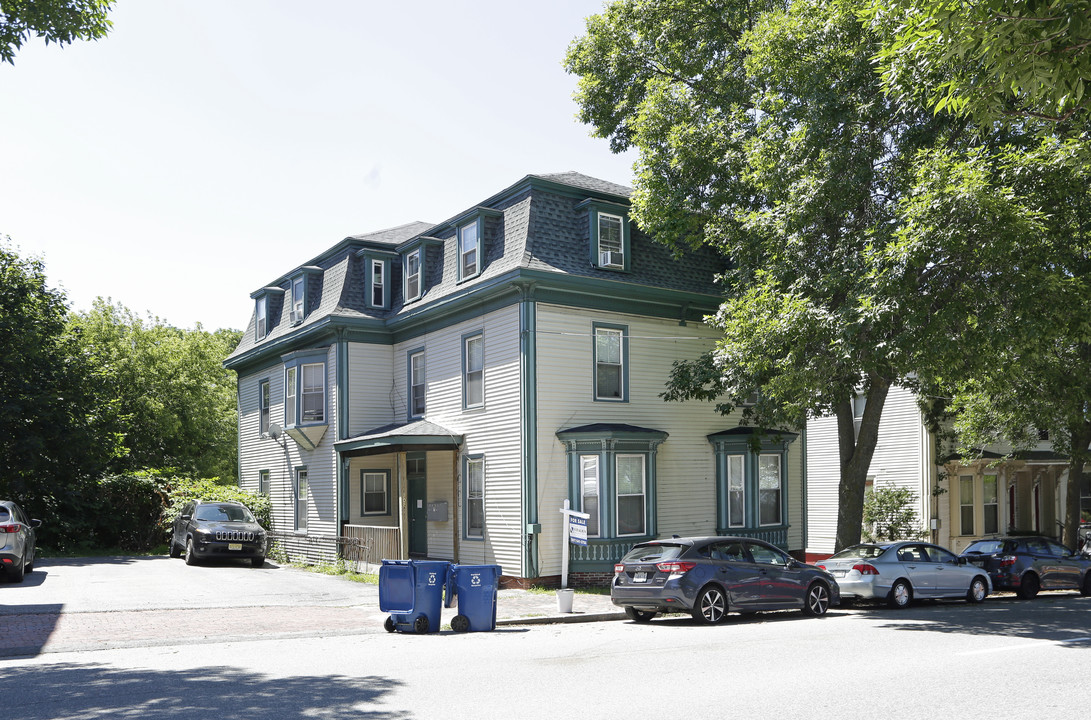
<box><xmin>958</xmin><ymin>636</ymin><xmax>1091</xmax><ymax>655</ymax></box>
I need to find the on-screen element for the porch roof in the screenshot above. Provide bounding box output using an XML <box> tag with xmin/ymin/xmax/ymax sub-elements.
<box><xmin>334</xmin><ymin>420</ymin><xmax>463</xmax><ymax>457</ymax></box>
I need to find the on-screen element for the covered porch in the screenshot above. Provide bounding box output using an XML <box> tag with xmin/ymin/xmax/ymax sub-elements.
<box><xmin>335</xmin><ymin>420</ymin><xmax>463</xmax><ymax>573</ymax></box>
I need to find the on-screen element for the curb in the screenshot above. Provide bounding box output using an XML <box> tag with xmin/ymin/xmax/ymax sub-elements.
<box><xmin>496</xmin><ymin>611</ymin><xmax>626</xmax><ymax>626</ymax></box>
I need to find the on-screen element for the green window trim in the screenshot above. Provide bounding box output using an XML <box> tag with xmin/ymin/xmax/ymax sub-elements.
<box><xmin>577</xmin><ymin>198</ymin><xmax>631</xmax><ymax>272</ymax></box>
<box><xmin>592</xmin><ymin>321</ymin><xmax>629</xmax><ymax>402</ymax></box>
<box><xmin>281</xmin><ymin>348</ymin><xmax>329</xmax><ymax>429</ymax></box>
<box><xmin>361</xmin><ymin>469</ymin><xmax>391</xmax><ymax>516</ymax></box>
<box><xmin>295</xmin><ymin>466</ymin><xmax>309</xmax><ymax>532</ymax></box>
<box><xmin>462</xmin><ymin>331</ymin><xmax>484</xmax><ymax>410</ymax></box>
<box><xmin>707</xmin><ymin>429</ymin><xmax>796</xmax><ymax>536</ymax></box>
<box><xmin>407</xmin><ymin>347</ymin><xmax>426</xmax><ymax>420</ymax></box>
<box><xmin>557</xmin><ymin>425</ymin><xmax>667</xmax><ymax>542</ymax></box>
<box><xmin>464</xmin><ymin>454</ymin><xmax>485</xmax><ymax>540</ymax></box>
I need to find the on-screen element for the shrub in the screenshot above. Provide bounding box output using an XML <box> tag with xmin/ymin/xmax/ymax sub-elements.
<box><xmin>862</xmin><ymin>486</ymin><xmax>924</xmax><ymax>542</ymax></box>
<box><xmin>160</xmin><ymin>475</ymin><xmax>270</xmax><ymax>537</ymax></box>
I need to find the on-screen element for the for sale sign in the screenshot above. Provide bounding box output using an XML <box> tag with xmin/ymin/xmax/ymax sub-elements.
<box><xmin>569</xmin><ymin>515</ymin><xmax>588</xmax><ymax>546</ymax></box>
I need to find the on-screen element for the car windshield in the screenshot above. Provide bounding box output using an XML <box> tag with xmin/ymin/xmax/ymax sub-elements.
<box><xmin>827</xmin><ymin>544</ymin><xmax>886</xmax><ymax>560</ymax></box>
<box><xmin>622</xmin><ymin>543</ymin><xmax>685</xmax><ymax>563</ymax></box>
<box><xmin>194</xmin><ymin>505</ymin><xmax>255</xmax><ymax>523</ymax></box>
<box><xmin>963</xmin><ymin>540</ymin><xmax>1004</xmax><ymax>554</ymax></box>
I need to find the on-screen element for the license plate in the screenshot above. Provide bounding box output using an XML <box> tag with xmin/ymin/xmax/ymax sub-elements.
<box><xmin>228</xmin><ymin>543</ymin><xmax>242</xmax><ymax>551</ymax></box>
<box><xmin>633</xmin><ymin>571</ymin><xmax>648</xmax><ymax>583</ymax></box>
<box><xmin>831</xmin><ymin>570</ymin><xmax>846</xmax><ymax>577</ymax></box>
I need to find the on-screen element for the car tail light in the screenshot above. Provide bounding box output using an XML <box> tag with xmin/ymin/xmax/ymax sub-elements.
<box><xmin>614</xmin><ymin>564</ymin><xmax>625</xmax><ymax>574</ymax></box>
<box><xmin>998</xmin><ymin>556</ymin><xmax>1016</xmax><ymax>567</ymax></box>
<box><xmin>655</xmin><ymin>561</ymin><xmax>697</xmax><ymax>574</ymax></box>
<box><xmin>852</xmin><ymin>563</ymin><xmax>880</xmax><ymax>575</ymax></box>
<box><xmin>816</xmin><ymin>564</ymin><xmax>826</xmax><ymax>570</ymax></box>
<box><xmin>0</xmin><ymin>524</ymin><xmax>18</xmax><ymax>534</ymax></box>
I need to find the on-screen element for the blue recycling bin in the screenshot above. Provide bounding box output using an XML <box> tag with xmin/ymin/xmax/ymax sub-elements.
<box><xmin>444</xmin><ymin>564</ymin><xmax>502</xmax><ymax>632</ymax></box>
<box><xmin>379</xmin><ymin>559</ymin><xmax>450</xmax><ymax>633</ymax></box>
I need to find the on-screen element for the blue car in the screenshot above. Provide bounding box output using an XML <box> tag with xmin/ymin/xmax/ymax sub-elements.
<box><xmin>611</xmin><ymin>536</ymin><xmax>839</xmax><ymax>624</ymax></box>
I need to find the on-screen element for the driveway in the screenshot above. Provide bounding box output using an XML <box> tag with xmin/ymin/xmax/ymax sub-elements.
<box><xmin>0</xmin><ymin>556</ymin><xmax>381</xmax><ymax>657</ymax></box>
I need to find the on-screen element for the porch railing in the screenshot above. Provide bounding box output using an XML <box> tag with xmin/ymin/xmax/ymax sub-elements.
<box><xmin>341</xmin><ymin>524</ymin><xmax>403</xmax><ymax>573</ymax></box>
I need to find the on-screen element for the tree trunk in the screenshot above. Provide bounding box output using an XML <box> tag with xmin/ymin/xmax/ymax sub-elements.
<box><xmin>1062</xmin><ymin>422</ymin><xmax>1091</xmax><ymax>550</ymax></box>
<box><xmin>834</xmin><ymin>377</ymin><xmax>891</xmax><ymax>552</ymax></box>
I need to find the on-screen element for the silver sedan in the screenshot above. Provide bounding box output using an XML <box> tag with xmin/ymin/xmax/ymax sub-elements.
<box><xmin>817</xmin><ymin>541</ymin><xmax>991</xmax><ymax>608</ymax></box>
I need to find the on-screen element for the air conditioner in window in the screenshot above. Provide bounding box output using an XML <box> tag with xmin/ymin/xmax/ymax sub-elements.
<box><xmin>289</xmin><ymin>309</ymin><xmax>303</xmax><ymax>326</ymax></box>
<box><xmin>599</xmin><ymin>251</ymin><xmax>624</xmax><ymax>268</ymax></box>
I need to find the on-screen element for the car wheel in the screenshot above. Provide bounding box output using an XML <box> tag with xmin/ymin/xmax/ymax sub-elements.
<box><xmin>413</xmin><ymin>615</ymin><xmax>430</xmax><ymax>634</ymax></box>
<box><xmin>251</xmin><ymin>556</ymin><xmax>264</xmax><ymax>568</ymax></box>
<box><xmin>184</xmin><ymin>538</ymin><xmax>198</xmax><ymax>566</ymax></box>
<box><xmin>1018</xmin><ymin>573</ymin><xmax>1040</xmax><ymax>599</ymax></box>
<box><xmin>967</xmin><ymin>576</ymin><xmax>988</xmax><ymax>604</ymax></box>
<box><xmin>451</xmin><ymin>614</ymin><xmax>471</xmax><ymax>632</ymax></box>
<box><xmin>888</xmin><ymin>579</ymin><xmax>912</xmax><ymax>609</ymax></box>
<box><xmin>383</xmin><ymin>616</ymin><xmax>396</xmax><ymax>633</ymax></box>
<box><xmin>1081</xmin><ymin>574</ymin><xmax>1091</xmax><ymax>597</ymax></box>
<box><xmin>803</xmin><ymin>582</ymin><xmax>831</xmax><ymax>616</ymax></box>
<box><xmin>8</xmin><ymin>551</ymin><xmax>25</xmax><ymax>583</ymax></box>
<box><xmin>624</xmin><ymin>607</ymin><xmax>658</xmax><ymax>623</ymax></box>
<box><xmin>692</xmin><ymin>586</ymin><xmax>728</xmax><ymax>624</ymax></box>
<box><xmin>24</xmin><ymin>552</ymin><xmax>33</xmax><ymax>574</ymax></box>
<box><xmin>169</xmin><ymin>539</ymin><xmax>182</xmax><ymax>559</ymax></box>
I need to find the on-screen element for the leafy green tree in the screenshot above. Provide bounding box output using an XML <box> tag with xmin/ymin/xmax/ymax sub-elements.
<box><xmin>69</xmin><ymin>300</ymin><xmax>242</xmax><ymax>482</ymax></box>
<box><xmin>862</xmin><ymin>486</ymin><xmax>923</xmax><ymax>542</ymax></box>
<box><xmin>0</xmin><ymin>0</ymin><xmax>115</xmax><ymax>64</ymax></box>
<box><xmin>0</xmin><ymin>240</ymin><xmax>118</xmax><ymax>527</ymax></box>
<box><xmin>864</xmin><ymin>0</ymin><xmax>1091</xmax><ymax>127</ymax></box>
<box><xmin>567</xmin><ymin>0</ymin><xmax>966</xmax><ymax>550</ymax></box>
<box><xmin>897</xmin><ymin>139</ymin><xmax>1091</xmax><ymax>549</ymax></box>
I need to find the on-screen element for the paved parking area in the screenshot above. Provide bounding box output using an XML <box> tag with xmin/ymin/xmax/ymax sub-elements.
<box><xmin>0</xmin><ymin>557</ymin><xmax>620</xmax><ymax>657</ymax></box>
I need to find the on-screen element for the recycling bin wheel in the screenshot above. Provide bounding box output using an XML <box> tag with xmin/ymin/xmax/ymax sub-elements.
<box><xmin>451</xmin><ymin>614</ymin><xmax>470</xmax><ymax>633</ymax></box>
<box><xmin>413</xmin><ymin>615</ymin><xmax>430</xmax><ymax>633</ymax></box>
<box><xmin>383</xmin><ymin>616</ymin><xmax>396</xmax><ymax>633</ymax></box>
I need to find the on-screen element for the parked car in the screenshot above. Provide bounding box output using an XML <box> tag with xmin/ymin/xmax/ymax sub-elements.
<box><xmin>611</xmin><ymin>536</ymin><xmax>839</xmax><ymax>624</ymax></box>
<box><xmin>170</xmin><ymin>500</ymin><xmax>267</xmax><ymax>568</ymax></box>
<box><xmin>960</xmin><ymin>536</ymin><xmax>1091</xmax><ymax>599</ymax></box>
<box><xmin>816</xmin><ymin>541</ymin><xmax>990</xmax><ymax>608</ymax></box>
<box><xmin>0</xmin><ymin>500</ymin><xmax>41</xmax><ymax>583</ymax></box>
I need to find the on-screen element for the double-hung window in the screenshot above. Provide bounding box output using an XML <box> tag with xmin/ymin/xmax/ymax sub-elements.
<box><xmin>960</xmin><ymin>475</ymin><xmax>975</xmax><ymax>535</ymax></box>
<box><xmin>259</xmin><ymin>379</ymin><xmax>270</xmax><ymax>435</ymax></box>
<box><xmin>258</xmin><ymin>469</ymin><xmax>269</xmax><ymax>495</ymax></box>
<box><xmin>465</xmin><ymin>455</ymin><xmax>484</xmax><ymax>539</ymax></box>
<box><xmin>408</xmin><ymin>350</ymin><xmax>426</xmax><ymax>419</ymax></box>
<box><xmin>581</xmin><ymin>455</ymin><xmax>600</xmax><ymax>538</ymax></box>
<box><xmin>255</xmin><ymin>297</ymin><xmax>268</xmax><ymax>341</ymax></box>
<box><xmin>616</xmin><ymin>455</ymin><xmax>646</xmax><ymax>536</ymax></box>
<box><xmin>371</xmin><ymin>259</ymin><xmax>385</xmax><ymax>307</ymax></box>
<box><xmin>301</xmin><ymin>363</ymin><xmax>324</xmax><ymax>423</ymax></box>
<box><xmin>597</xmin><ymin>213</ymin><xmax>624</xmax><ymax>267</ymax></box>
<box><xmin>285</xmin><ymin>367</ymin><xmax>297</xmax><ymax>426</ymax></box>
<box><xmin>463</xmin><ymin>333</ymin><xmax>484</xmax><ymax>409</ymax></box>
<box><xmin>291</xmin><ymin>275</ymin><xmax>305</xmax><ymax>323</ymax></box>
<box><xmin>459</xmin><ymin>221</ymin><xmax>479</xmax><ymax>279</ymax></box>
<box><xmin>579</xmin><ymin>198</ymin><xmax>631</xmax><ymax>271</ymax></box>
<box><xmin>362</xmin><ymin>470</ymin><xmax>390</xmax><ymax>516</ymax></box>
<box><xmin>295</xmin><ymin>468</ymin><xmax>309</xmax><ymax>531</ymax></box>
<box><xmin>758</xmin><ymin>455</ymin><xmax>782</xmax><ymax>526</ymax></box>
<box><xmin>594</xmin><ymin>324</ymin><xmax>627</xmax><ymax>401</ymax></box>
<box><xmin>983</xmin><ymin>474</ymin><xmax>999</xmax><ymax>535</ymax></box>
<box><xmin>727</xmin><ymin>455</ymin><xmax>745</xmax><ymax>528</ymax></box>
<box><xmin>405</xmin><ymin>250</ymin><xmax>421</xmax><ymax>301</ymax></box>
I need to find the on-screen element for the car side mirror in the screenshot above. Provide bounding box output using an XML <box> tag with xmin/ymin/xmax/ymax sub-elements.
<box><xmin>180</xmin><ymin>514</ymin><xmax>192</xmax><ymax>521</ymax></box>
<box><xmin>957</xmin><ymin>557</ymin><xmax>966</xmax><ymax>565</ymax></box>
<box><xmin>30</xmin><ymin>519</ymin><xmax>42</xmax><ymax>528</ymax></box>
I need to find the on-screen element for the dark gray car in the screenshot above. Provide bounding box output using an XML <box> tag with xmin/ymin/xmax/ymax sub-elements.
<box><xmin>170</xmin><ymin>500</ymin><xmax>267</xmax><ymax>568</ymax></box>
<box><xmin>0</xmin><ymin>500</ymin><xmax>41</xmax><ymax>583</ymax></box>
<box><xmin>960</xmin><ymin>536</ymin><xmax>1091</xmax><ymax>599</ymax></box>
<box><xmin>611</xmin><ymin>536</ymin><xmax>840</xmax><ymax>624</ymax></box>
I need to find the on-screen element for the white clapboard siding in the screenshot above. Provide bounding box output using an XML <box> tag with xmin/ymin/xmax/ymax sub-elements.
<box><xmin>806</xmin><ymin>385</ymin><xmax>927</xmax><ymax>555</ymax></box>
<box><xmin>390</xmin><ymin>305</ymin><xmax>524</xmax><ymax>575</ymax></box>
<box><xmin>533</xmin><ymin>305</ymin><xmax>804</xmax><ymax>575</ymax></box>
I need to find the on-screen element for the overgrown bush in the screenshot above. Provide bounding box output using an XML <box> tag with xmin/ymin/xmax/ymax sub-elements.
<box><xmin>862</xmin><ymin>486</ymin><xmax>924</xmax><ymax>542</ymax></box>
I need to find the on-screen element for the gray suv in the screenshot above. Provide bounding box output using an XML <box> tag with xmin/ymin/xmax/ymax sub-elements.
<box><xmin>170</xmin><ymin>500</ymin><xmax>267</xmax><ymax>568</ymax></box>
<box><xmin>1</xmin><ymin>500</ymin><xmax>41</xmax><ymax>583</ymax></box>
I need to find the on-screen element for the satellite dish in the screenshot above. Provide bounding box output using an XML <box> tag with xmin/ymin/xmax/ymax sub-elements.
<box><xmin>269</xmin><ymin>422</ymin><xmax>282</xmax><ymax>440</ymax></box>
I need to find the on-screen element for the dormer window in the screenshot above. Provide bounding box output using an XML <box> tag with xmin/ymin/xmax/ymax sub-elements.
<box><xmin>578</xmin><ymin>198</ymin><xmax>631</xmax><ymax>271</ymax></box>
<box><xmin>459</xmin><ymin>221</ymin><xmax>479</xmax><ymax>279</ymax></box>
<box><xmin>255</xmin><ymin>296</ymin><xmax>268</xmax><ymax>341</ymax></box>
<box><xmin>291</xmin><ymin>275</ymin><xmax>305</xmax><ymax>325</ymax></box>
<box><xmin>405</xmin><ymin>249</ymin><xmax>421</xmax><ymax>301</ymax></box>
<box><xmin>371</xmin><ymin>260</ymin><xmax>385</xmax><ymax>307</ymax></box>
<box><xmin>598</xmin><ymin>213</ymin><xmax>624</xmax><ymax>267</ymax></box>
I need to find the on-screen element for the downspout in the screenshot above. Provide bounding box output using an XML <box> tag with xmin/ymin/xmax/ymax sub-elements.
<box><xmin>518</xmin><ymin>282</ymin><xmax>539</xmax><ymax>580</ymax></box>
<box><xmin>800</xmin><ymin>425</ymin><xmax>807</xmax><ymax>554</ymax></box>
<box><xmin>336</xmin><ymin>331</ymin><xmax>350</xmax><ymax>541</ymax></box>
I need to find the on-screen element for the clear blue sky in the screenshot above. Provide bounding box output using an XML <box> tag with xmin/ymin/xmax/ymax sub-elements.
<box><xmin>1</xmin><ymin>1</ymin><xmax>634</xmax><ymax>331</ymax></box>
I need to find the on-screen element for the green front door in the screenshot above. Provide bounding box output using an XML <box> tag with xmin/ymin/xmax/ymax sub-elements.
<box><xmin>407</xmin><ymin>452</ymin><xmax>427</xmax><ymax>556</ymax></box>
